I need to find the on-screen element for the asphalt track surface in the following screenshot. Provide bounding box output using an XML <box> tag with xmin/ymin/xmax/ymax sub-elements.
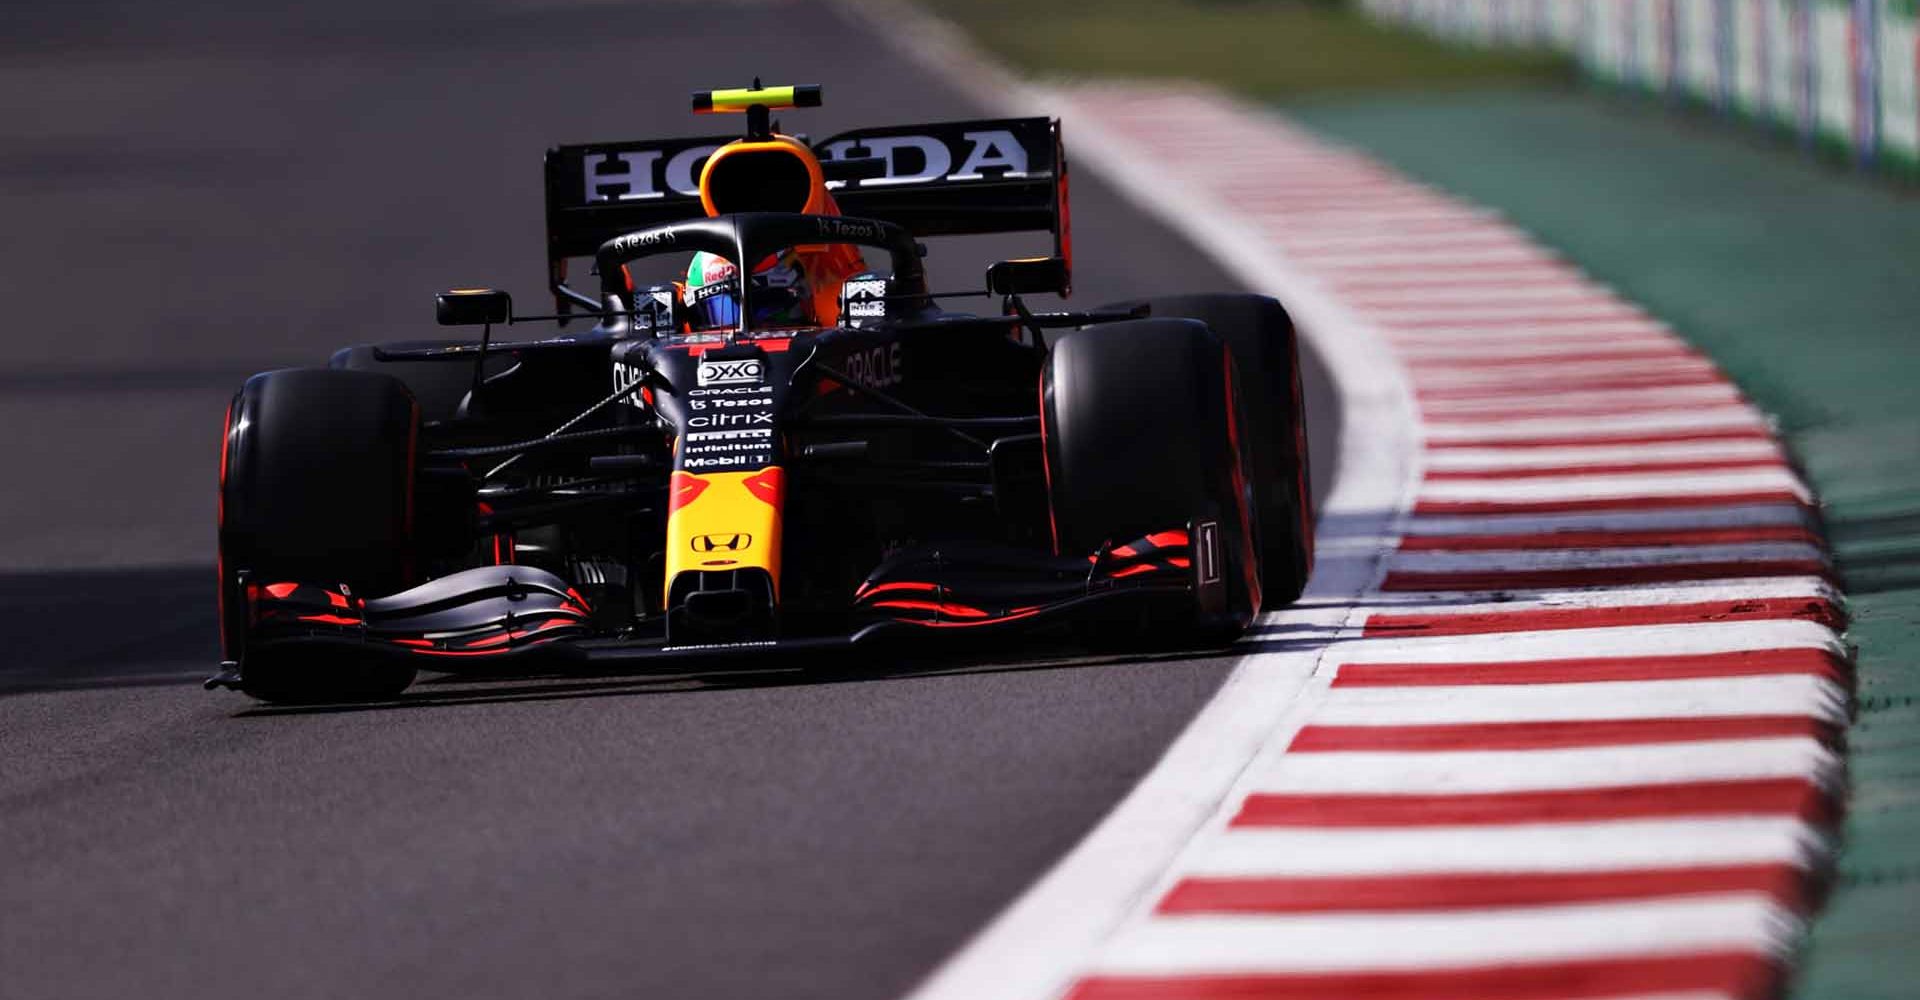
<box><xmin>0</xmin><ymin>2</ymin><xmax>1337</xmax><ymax>998</ymax></box>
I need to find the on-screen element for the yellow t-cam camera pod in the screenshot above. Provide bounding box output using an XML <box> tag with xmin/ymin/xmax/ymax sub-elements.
<box><xmin>691</xmin><ymin>84</ymin><xmax>822</xmax><ymax>114</ymax></box>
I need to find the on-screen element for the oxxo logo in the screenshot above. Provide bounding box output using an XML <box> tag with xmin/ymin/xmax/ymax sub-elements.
<box><xmin>692</xmin><ymin>533</ymin><xmax>751</xmax><ymax>553</ymax></box>
<box><xmin>698</xmin><ymin>358</ymin><xmax>763</xmax><ymax>387</ymax></box>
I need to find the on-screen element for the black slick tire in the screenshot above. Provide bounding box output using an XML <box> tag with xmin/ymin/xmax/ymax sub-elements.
<box><xmin>219</xmin><ymin>368</ymin><xmax>420</xmax><ymax>703</ymax></box>
<box><xmin>1042</xmin><ymin>318</ymin><xmax>1260</xmax><ymax>650</ymax></box>
<box><xmin>1122</xmin><ymin>294</ymin><xmax>1314</xmax><ymax>604</ymax></box>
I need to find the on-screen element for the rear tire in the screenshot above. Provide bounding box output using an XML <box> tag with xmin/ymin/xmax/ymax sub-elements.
<box><xmin>220</xmin><ymin>368</ymin><xmax>420</xmax><ymax>702</ymax></box>
<box><xmin>1043</xmin><ymin>318</ymin><xmax>1259</xmax><ymax>650</ymax></box>
<box><xmin>1121</xmin><ymin>294</ymin><xmax>1314</xmax><ymax>604</ymax></box>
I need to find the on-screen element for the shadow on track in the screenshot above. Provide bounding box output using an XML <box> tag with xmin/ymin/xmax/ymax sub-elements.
<box><xmin>233</xmin><ymin>640</ymin><xmax>1280</xmax><ymax>719</ymax></box>
<box><xmin>0</xmin><ymin>565</ymin><xmax>216</xmax><ymax>697</ymax></box>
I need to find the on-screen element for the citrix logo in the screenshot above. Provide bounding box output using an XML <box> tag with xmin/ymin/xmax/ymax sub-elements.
<box><xmin>685</xmin><ymin>412</ymin><xmax>774</xmax><ymax>429</ymax></box>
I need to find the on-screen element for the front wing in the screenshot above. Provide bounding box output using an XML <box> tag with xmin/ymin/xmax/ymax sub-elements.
<box><xmin>210</xmin><ymin>526</ymin><xmax>1212</xmax><ymax>687</ymax></box>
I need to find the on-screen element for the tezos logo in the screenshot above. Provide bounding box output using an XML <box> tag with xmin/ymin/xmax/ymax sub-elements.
<box><xmin>815</xmin><ymin>217</ymin><xmax>877</xmax><ymax>241</ymax></box>
<box><xmin>611</xmin><ymin>229</ymin><xmax>676</xmax><ymax>254</ymax></box>
<box><xmin>698</xmin><ymin>358</ymin><xmax>764</xmax><ymax>387</ymax></box>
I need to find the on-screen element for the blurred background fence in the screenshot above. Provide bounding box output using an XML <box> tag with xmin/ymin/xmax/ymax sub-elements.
<box><xmin>1357</xmin><ymin>0</ymin><xmax>1920</xmax><ymax>178</ymax></box>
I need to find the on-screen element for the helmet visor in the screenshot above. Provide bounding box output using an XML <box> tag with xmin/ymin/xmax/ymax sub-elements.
<box><xmin>686</xmin><ymin>279</ymin><xmax>741</xmax><ymax>330</ymax></box>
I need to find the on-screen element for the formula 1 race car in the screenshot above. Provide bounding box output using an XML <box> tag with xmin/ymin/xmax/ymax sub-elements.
<box><xmin>211</xmin><ymin>83</ymin><xmax>1313</xmax><ymax>703</ymax></box>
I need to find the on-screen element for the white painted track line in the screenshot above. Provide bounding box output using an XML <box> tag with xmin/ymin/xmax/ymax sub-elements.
<box><xmin>1253</xmin><ymin>741</ymin><xmax>1841</xmax><ymax>794</ymax></box>
<box><xmin>1424</xmin><ymin>440</ymin><xmax>1784</xmax><ymax>470</ymax></box>
<box><xmin>1355</xmin><ymin>576</ymin><xmax>1840</xmax><ymax>613</ymax></box>
<box><xmin>1310</xmin><ymin>676</ymin><xmax>1848</xmax><ymax>725</ymax></box>
<box><xmin>1401</xmin><ymin>504</ymin><xmax>1817</xmax><ymax>536</ymax></box>
<box><xmin>1088</xmin><ymin>898</ymin><xmax>1799</xmax><ymax>974</ymax></box>
<box><xmin>1389</xmin><ymin>320</ymin><xmax>1682</xmax><ymax>342</ymax></box>
<box><xmin>1385</xmin><ymin>542</ymin><xmax>1826</xmax><ymax>570</ymax></box>
<box><xmin>1188</xmin><ymin>818</ymin><xmax>1829</xmax><ymax>876</ymax></box>
<box><xmin>1417</xmin><ymin>470</ymin><xmax>1810</xmax><ymax>503</ymax></box>
<box><xmin>1329</xmin><ymin>620</ymin><xmax>1845</xmax><ymax>661</ymax></box>
<box><xmin>1422</xmin><ymin>409</ymin><xmax>1774</xmax><ymax>441</ymax></box>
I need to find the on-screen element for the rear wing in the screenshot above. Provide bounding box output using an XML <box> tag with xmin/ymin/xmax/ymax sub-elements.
<box><xmin>543</xmin><ymin>117</ymin><xmax>1068</xmax><ymax>301</ymax></box>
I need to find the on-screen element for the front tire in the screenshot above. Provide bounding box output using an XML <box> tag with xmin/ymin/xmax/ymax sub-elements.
<box><xmin>1123</xmin><ymin>294</ymin><xmax>1314</xmax><ymax>604</ymax></box>
<box><xmin>1043</xmin><ymin>318</ymin><xmax>1260</xmax><ymax>650</ymax></box>
<box><xmin>219</xmin><ymin>368</ymin><xmax>421</xmax><ymax>702</ymax></box>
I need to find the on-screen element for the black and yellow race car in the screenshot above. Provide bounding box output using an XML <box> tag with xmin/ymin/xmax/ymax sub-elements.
<box><xmin>211</xmin><ymin>84</ymin><xmax>1313</xmax><ymax>703</ymax></box>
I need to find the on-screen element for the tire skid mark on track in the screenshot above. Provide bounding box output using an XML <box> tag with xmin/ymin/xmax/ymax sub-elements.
<box><xmin>862</xmin><ymin>8</ymin><xmax>1848</xmax><ymax>999</ymax></box>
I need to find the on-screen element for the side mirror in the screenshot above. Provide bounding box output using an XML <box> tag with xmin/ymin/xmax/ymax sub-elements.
<box><xmin>631</xmin><ymin>285</ymin><xmax>680</xmax><ymax>335</ymax></box>
<box><xmin>839</xmin><ymin>271</ymin><xmax>930</xmax><ymax>328</ymax></box>
<box><xmin>436</xmin><ymin>288</ymin><xmax>512</xmax><ymax>326</ymax></box>
<box><xmin>985</xmin><ymin>256</ymin><xmax>1071</xmax><ymax>298</ymax></box>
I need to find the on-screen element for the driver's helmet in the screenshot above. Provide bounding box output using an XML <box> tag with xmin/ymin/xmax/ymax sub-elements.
<box><xmin>683</xmin><ymin>249</ymin><xmax>813</xmax><ymax>330</ymax></box>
